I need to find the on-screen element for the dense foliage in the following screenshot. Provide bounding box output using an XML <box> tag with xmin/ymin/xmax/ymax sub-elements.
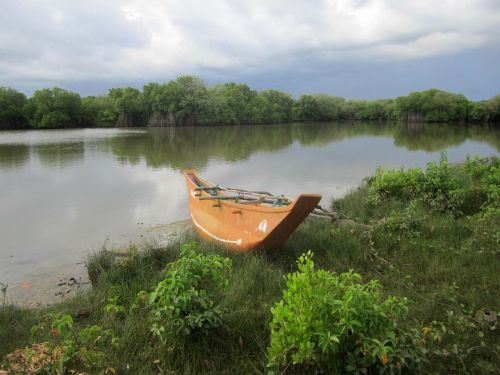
<box><xmin>0</xmin><ymin>87</ymin><xmax>27</xmax><ymax>129</ymax></box>
<box><xmin>0</xmin><ymin>80</ymin><xmax>498</xmax><ymax>129</ymax></box>
<box><xmin>395</xmin><ymin>89</ymin><xmax>469</xmax><ymax>123</ymax></box>
<box><xmin>367</xmin><ymin>153</ymin><xmax>499</xmax><ymax>216</ymax></box>
<box><xmin>23</xmin><ymin>88</ymin><xmax>82</xmax><ymax>128</ymax></box>
<box><xmin>268</xmin><ymin>252</ymin><xmax>410</xmax><ymax>373</ymax></box>
<box><xmin>144</xmin><ymin>242</ymin><xmax>232</xmax><ymax>342</ymax></box>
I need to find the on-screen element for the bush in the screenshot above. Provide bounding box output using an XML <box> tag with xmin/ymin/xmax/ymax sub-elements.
<box><xmin>2</xmin><ymin>313</ymin><xmax>118</xmax><ymax>374</ymax></box>
<box><xmin>463</xmin><ymin>155</ymin><xmax>500</xmax><ymax>208</ymax></box>
<box><xmin>267</xmin><ymin>252</ymin><xmax>411</xmax><ymax>373</ymax></box>
<box><xmin>419</xmin><ymin>154</ymin><xmax>463</xmax><ymax>213</ymax></box>
<box><xmin>146</xmin><ymin>242</ymin><xmax>232</xmax><ymax>343</ymax></box>
<box><xmin>367</xmin><ymin>167</ymin><xmax>424</xmax><ymax>203</ymax></box>
<box><xmin>384</xmin><ymin>201</ymin><xmax>425</xmax><ymax>238</ymax></box>
<box><xmin>367</xmin><ymin>154</ymin><xmax>499</xmax><ymax>216</ymax></box>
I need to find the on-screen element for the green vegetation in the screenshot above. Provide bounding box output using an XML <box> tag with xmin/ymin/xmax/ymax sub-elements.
<box><xmin>268</xmin><ymin>253</ymin><xmax>410</xmax><ymax>373</ymax></box>
<box><xmin>0</xmin><ymin>79</ymin><xmax>499</xmax><ymax>129</ymax></box>
<box><xmin>145</xmin><ymin>243</ymin><xmax>232</xmax><ymax>342</ymax></box>
<box><xmin>80</xmin><ymin>95</ymin><xmax>117</xmax><ymax>128</ymax></box>
<box><xmin>395</xmin><ymin>89</ymin><xmax>470</xmax><ymax>123</ymax></box>
<box><xmin>367</xmin><ymin>153</ymin><xmax>498</xmax><ymax>216</ymax></box>
<box><xmin>1</xmin><ymin>156</ymin><xmax>499</xmax><ymax>374</ymax></box>
<box><xmin>23</xmin><ymin>88</ymin><xmax>82</xmax><ymax>129</ymax></box>
<box><xmin>108</xmin><ymin>87</ymin><xmax>143</xmax><ymax>127</ymax></box>
<box><xmin>0</xmin><ymin>87</ymin><xmax>28</xmax><ymax>129</ymax></box>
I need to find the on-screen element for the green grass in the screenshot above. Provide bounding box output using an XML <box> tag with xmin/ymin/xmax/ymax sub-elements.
<box><xmin>1</xmin><ymin>157</ymin><xmax>499</xmax><ymax>374</ymax></box>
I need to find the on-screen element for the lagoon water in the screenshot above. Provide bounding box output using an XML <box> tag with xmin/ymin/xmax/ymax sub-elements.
<box><xmin>0</xmin><ymin>122</ymin><xmax>498</xmax><ymax>302</ymax></box>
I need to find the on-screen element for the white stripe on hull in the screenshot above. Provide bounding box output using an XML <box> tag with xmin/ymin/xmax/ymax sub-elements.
<box><xmin>190</xmin><ymin>212</ymin><xmax>242</xmax><ymax>246</ymax></box>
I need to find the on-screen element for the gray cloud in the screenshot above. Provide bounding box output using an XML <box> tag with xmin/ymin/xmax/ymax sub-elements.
<box><xmin>0</xmin><ymin>0</ymin><xmax>498</xmax><ymax>98</ymax></box>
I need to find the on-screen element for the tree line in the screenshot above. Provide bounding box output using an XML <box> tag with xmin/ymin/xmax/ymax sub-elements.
<box><xmin>0</xmin><ymin>76</ymin><xmax>499</xmax><ymax>129</ymax></box>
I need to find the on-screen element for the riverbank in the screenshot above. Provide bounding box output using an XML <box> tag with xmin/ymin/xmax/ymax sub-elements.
<box><xmin>1</xmin><ymin>155</ymin><xmax>498</xmax><ymax>374</ymax></box>
<box><xmin>2</xmin><ymin>220</ymin><xmax>192</xmax><ymax>307</ymax></box>
<box><xmin>3</xmin><ymin>122</ymin><xmax>497</xmax><ymax>301</ymax></box>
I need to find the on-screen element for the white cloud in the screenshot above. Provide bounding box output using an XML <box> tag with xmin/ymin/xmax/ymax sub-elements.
<box><xmin>0</xmin><ymin>0</ymin><xmax>498</xmax><ymax>87</ymax></box>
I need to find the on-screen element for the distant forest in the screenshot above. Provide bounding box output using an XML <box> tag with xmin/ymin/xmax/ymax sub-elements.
<box><xmin>1</xmin><ymin>76</ymin><xmax>499</xmax><ymax>129</ymax></box>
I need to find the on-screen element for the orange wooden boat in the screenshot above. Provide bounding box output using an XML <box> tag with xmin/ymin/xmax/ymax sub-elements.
<box><xmin>184</xmin><ymin>170</ymin><xmax>321</xmax><ymax>252</ymax></box>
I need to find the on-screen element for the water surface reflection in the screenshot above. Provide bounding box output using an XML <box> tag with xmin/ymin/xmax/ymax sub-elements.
<box><xmin>0</xmin><ymin>123</ymin><xmax>498</xmax><ymax>298</ymax></box>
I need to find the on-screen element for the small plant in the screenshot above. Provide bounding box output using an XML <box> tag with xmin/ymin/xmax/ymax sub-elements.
<box><xmin>117</xmin><ymin>244</ymin><xmax>139</xmax><ymax>274</ymax></box>
<box><xmin>130</xmin><ymin>289</ymin><xmax>148</xmax><ymax>313</ymax></box>
<box><xmin>104</xmin><ymin>296</ymin><xmax>126</xmax><ymax>318</ymax></box>
<box><xmin>146</xmin><ymin>242</ymin><xmax>232</xmax><ymax>343</ymax></box>
<box><xmin>14</xmin><ymin>313</ymin><xmax>120</xmax><ymax>374</ymax></box>
<box><xmin>385</xmin><ymin>200</ymin><xmax>424</xmax><ymax>238</ymax></box>
<box><xmin>2</xmin><ymin>342</ymin><xmax>62</xmax><ymax>374</ymax></box>
<box><xmin>267</xmin><ymin>251</ymin><xmax>411</xmax><ymax>373</ymax></box>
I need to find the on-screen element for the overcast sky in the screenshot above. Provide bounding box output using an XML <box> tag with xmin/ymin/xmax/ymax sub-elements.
<box><xmin>1</xmin><ymin>0</ymin><xmax>499</xmax><ymax>99</ymax></box>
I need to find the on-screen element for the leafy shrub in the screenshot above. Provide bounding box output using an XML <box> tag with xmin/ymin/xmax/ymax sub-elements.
<box><xmin>2</xmin><ymin>313</ymin><xmax>118</xmax><ymax>374</ymax></box>
<box><xmin>367</xmin><ymin>166</ymin><xmax>424</xmax><ymax>203</ymax></box>
<box><xmin>367</xmin><ymin>154</ymin><xmax>499</xmax><ymax>216</ymax></box>
<box><xmin>459</xmin><ymin>186</ymin><xmax>489</xmax><ymax>216</ymax></box>
<box><xmin>104</xmin><ymin>296</ymin><xmax>126</xmax><ymax>318</ymax></box>
<box><xmin>384</xmin><ymin>201</ymin><xmax>425</xmax><ymax>238</ymax></box>
<box><xmin>146</xmin><ymin>242</ymin><xmax>232</xmax><ymax>342</ymax></box>
<box><xmin>117</xmin><ymin>244</ymin><xmax>139</xmax><ymax>275</ymax></box>
<box><xmin>267</xmin><ymin>252</ymin><xmax>411</xmax><ymax>373</ymax></box>
<box><xmin>463</xmin><ymin>155</ymin><xmax>500</xmax><ymax>208</ymax></box>
<box><xmin>419</xmin><ymin>153</ymin><xmax>464</xmax><ymax>213</ymax></box>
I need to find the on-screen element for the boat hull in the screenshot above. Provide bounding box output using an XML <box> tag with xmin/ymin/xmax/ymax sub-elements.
<box><xmin>184</xmin><ymin>170</ymin><xmax>321</xmax><ymax>251</ymax></box>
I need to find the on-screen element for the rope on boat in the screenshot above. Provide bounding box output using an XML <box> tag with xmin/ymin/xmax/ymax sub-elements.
<box><xmin>195</xmin><ymin>185</ymin><xmax>340</xmax><ymax>221</ymax></box>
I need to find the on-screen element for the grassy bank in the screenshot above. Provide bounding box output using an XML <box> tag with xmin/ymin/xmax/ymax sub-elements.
<box><xmin>1</xmin><ymin>155</ymin><xmax>499</xmax><ymax>374</ymax></box>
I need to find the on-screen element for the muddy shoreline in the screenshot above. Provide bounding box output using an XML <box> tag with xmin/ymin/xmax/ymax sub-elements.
<box><xmin>3</xmin><ymin>220</ymin><xmax>191</xmax><ymax>307</ymax></box>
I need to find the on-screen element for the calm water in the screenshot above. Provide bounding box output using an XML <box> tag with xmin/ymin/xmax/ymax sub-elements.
<box><xmin>0</xmin><ymin>122</ymin><xmax>498</xmax><ymax>293</ymax></box>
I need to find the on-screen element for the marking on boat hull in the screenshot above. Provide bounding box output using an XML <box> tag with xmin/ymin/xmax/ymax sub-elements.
<box><xmin>257</xmin><ymin>219</ymin><xmax>268</xmax><ymax>233</ymax></box>
<box><xmin>191</xmin><ymin>213</ymin><xmax>242</xmax><ymax>246</ymax></box>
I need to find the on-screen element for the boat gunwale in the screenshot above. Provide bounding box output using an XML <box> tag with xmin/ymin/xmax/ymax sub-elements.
<box><xmin>184</xmin><ymin>169</ymin><xmax>321</xmax><ymax>214</ymax></box>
